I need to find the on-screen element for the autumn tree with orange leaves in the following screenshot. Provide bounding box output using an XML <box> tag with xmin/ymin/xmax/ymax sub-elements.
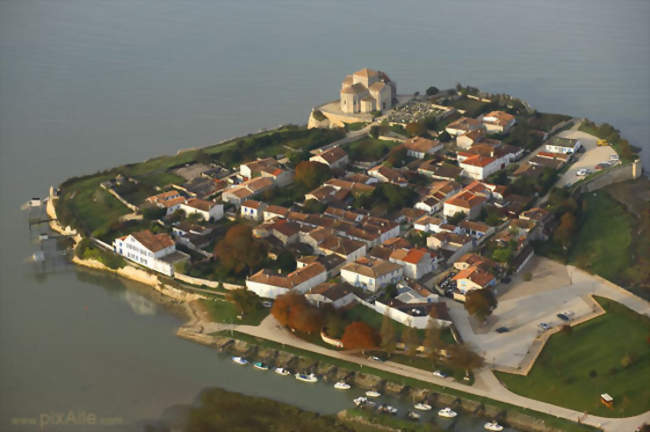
<box><xmin>341</xmin><ymin>321</ymin><xmax>379</xmax><ymax>352</ymax></box>
<box><xmin>271</xmin><ymin>293</ymin><xmax>322</xmax><ymax>334</ymax></box>
<box><xmin>214</xmin><ymin>224</ymin><xmax>267</xmax><ymax>276</ymax></box>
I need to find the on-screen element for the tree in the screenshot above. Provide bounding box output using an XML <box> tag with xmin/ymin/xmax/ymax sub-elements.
<box><xmin>402</xmin><ymin>326</ymin><xmax>420</xmax><ymax>360</ymax></box>
<box><xmin>228</xmin><ymin>289</ymin><xmax>261</xmax><ymax>317</ymax></box>
<box><xmin>464</xmin><ymin>289</ymin><xmax>497</xmax><ymax>322</ymax></box>
<box><xmin>294</xmin><ymin>161</ymin><xmax>332</xmax><ymax>190</ymax></box>
<box><xmin>288</xmin><ymin>301</ymin><xmax>322</xmax><ymax>334</ymax></box>
<box><xmin>422</xmin><ymin>321</ymin><xmax>443</xmax><ymax>360</ymax></box>
<box><xmin>341</xmin><ymin>322</ymin><xmax>379</xmax><ymax>352</ymax></box>
<box><xmin>369</xmin><ymin>125</ymin><xmax>381</xmax><ymax>139</ymax></box>
<box><xmin>276</xmin><ymin>250</ymin><xmax>296</xmax><ymax>273</ymax></box>
<box><xmin>405</xmin><ymin>121</ymin><xmax>428</xmax><ymax>138</ymax></box>
<box><xmin>379</xmin><ymin>313</ymin><xmax>397</xmax><ymax>355</ymax></box>
<box><xmin>323</xmin><ymin>308</ymin><xmax>347</xmax><ymax>339</ymax></box>
<box><xmin>426</xmin><ymin>86</ymin><xmax>439</xmax><ymax>96</ymax></box>
<box><xmin>302</xmin><ymin>199</ymin><xmax>327</xmax><ymax>214</ymax></box>
<box><xmin>553</xmin><ymin>211</ymin><xmax>576</xmax><ymax>251</ymax></box>
<box><xmin>446</xmin><ymin>344</ymin><xmax>484</xmax><ymax>370</ymax></box>
<box><xmin>141</xmin><ymin>205</ymin><xmax>166</xmax><ymax>221</ymax></box>
<box><xmin>214</xmin><ymin>224</ymin><xmax>267</xmax><ymax>275</ymax></box>
<box><xmin>386</xmin><ymin>145</ymin><xmax>407</xmax><ymax>168</ymax></box>
<box><xmin>447</xmin><ymin>211</ymin><xmax>466</xmax><ymax>225</ymax></box>
<box><xmin>270</xmin><ymin>292</ymin><xmax>301</xmax><ymax>327</ymax></box>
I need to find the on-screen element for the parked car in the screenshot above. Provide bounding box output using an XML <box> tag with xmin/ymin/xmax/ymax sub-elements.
<box><xmin>609</xmin><ymin>154</ymin><xmax>620</xmax><ymax>162</ymax></box>
<box><xmin>538</xmin><ymin>322</ymin><xmax>551</xmax><ymax>331</ymax></box>
<box><xmin>557</xmin><ymin>313</ymin><xmax>570</xmax><ymax>322</ymax></box>
<box><xmin>594</xmin><ymin>162</ymin><xmax>610</xmax><ymax>171</ymax></box>
<box><xmin>433</xmin><ymin>370</ymin><xmax>449</xmax><ymax>378</ymax></box>
<box><xmin>576</xmin><ymin>168</ymin><xmax>590</xmax><ymax>176</ymax></box>
<box><xmin>495</xmin><ymin>327</ymin><xmax>509</xmax><ymax>333</ymax></box>
<box><xmin>368</xmin><ymin>355</ymin><xmax>385</xmax><ymax>362</ymax></box>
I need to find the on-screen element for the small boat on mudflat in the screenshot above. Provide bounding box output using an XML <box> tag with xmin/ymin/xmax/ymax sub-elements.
<box><xmin>407</xmin><ymin>410</ymin><xmax>421</xmax><ymax>420</ymax></box>
<box><xmin>232</xmin><ymin>356</ymin><xmax>248</xmax><ymax>365</ymax></box>
<box><xmin>484</xmin><ymin>421</ymin><xmax>504</xmax><ymax>431</ymax></box>
<box><xmin>334</xmin><ymin>381</ymin><xmax>351</xmax><ymax>390</ymax></box>
<box><xmin>274</xmin><ymin>367</ymin><xmax>290</xmax><ymax>376</ymax></box>
<box><xmin>414</xmin><ymin>402</ymin><xmax>432</xmax><ymax>411</ymax></box>
<box><xmin>438</xmin><ymin>407</ymin><xmax>458</xmax><ymax>418</ymax></box>
<box><xmin>253</xmin><ymin>361</ymin><xmax>269</xmax><ymax>370</ymax></box>
<box><xmin>365</xmin><ymin>390</ymin><xmax>381</xmax><ymax>398</ymax></box>
<box><xmin>295</xmin><ymin>372</ymin><xmax>318</xmax><ymax>383</ymax></box>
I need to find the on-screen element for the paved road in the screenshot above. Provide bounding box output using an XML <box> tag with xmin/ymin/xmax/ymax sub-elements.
<box><xmin>555</xmin><ymin>129</ymin><xmax>618</xmax><ymax>188</ymax></box>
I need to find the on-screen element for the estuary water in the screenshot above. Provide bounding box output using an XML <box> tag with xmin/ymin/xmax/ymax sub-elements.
<box><xmin>0</xmin><ymin>0</ymin><xmax>648</xmax><ymax>430</ymax></box>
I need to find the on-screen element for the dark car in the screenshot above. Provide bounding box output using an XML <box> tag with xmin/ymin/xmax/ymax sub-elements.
<box><xmin>496</xmin><ymin>327</ymin><xmax>509</xmax><ymax>333</ymax></box>
<box><xmin>557</xmin><ymin>313</ymin><xmax>570</xmax><ymax>322</ymax></box>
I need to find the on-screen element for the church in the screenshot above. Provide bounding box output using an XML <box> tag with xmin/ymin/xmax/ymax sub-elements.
<box><xmin>340</xmin><ymin>68</ymin><xmax>396</xmax><ymax>114</ymax></box>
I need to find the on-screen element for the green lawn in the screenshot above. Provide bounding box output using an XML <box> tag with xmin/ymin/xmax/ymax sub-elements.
<box><xmin>495</xmin><ymin>297</ymin><xmax>650</xmax><ymax>417</ymax></box>
<box><xmin>343</xmin><ymin>137</ymin><xmax>398</xmax><ymax>162</ymax></box>
<box><xmin>569</xmin><ymin>191</ymin><xmax>634</xmax><ymax>282</ymax></box>
<box><xmin>199</xmin><ymin>299</ymin><xmax>268</xmax><ymax>326</ymax></box>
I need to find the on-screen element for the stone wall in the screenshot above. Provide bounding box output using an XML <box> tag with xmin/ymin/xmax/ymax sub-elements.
<box><xmin>577</xmin><ymin>159</ymin><xmax>642</xmax><ymax>193</ymax></box>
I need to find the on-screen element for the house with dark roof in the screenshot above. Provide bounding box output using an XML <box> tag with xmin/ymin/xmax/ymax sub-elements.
<box><xmin>305</xmin><ymin>283</ymin><xmax>357</xmax><ymax>309</ymax></box>
<box><xmin>246</xmin><ymin>262</ymin><xmax>327</xmax><ymax>299</ymax></box>
<box><xmin>309</xmin><ymin>146</ymin><xmax>349</xmax><ymax>169</ymax></box>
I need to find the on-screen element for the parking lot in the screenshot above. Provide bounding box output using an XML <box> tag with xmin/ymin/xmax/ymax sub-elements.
<box><xmin>554</xmin><ymin>129</ymin><xmax>618</xmax><ymax>188</ymax></box>
<box><xmin>445</xmin><ymin>257</ymin><xmax>649</xmax><ymax>371</ymax></box>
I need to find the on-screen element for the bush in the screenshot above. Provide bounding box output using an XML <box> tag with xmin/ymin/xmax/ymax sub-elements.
<box><xmin>620</xmin><ymin>353</ymin><xmax>634</xmax><ymax>368</ymax></box>
<box><xmin>523</xmin><ymin>272</ymin><xmax>532</xmax><ymax>281</ymax></box>
<box><xmin>589</xmin><ymin>369</ymin><xmax>597</xmax><ymax>378</ymax></box>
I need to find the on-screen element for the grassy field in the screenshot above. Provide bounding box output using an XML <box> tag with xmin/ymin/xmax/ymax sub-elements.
<box><xmin>343</xmin><ymin>137</ymin><xmax>398</xmax><ymax>162</ymax></box>
<box><xmin>495</xmin><ymin>297</ymin><xmax>650</xmax><ymax>417</ymax></box>
<box><xmin>568</xmin><ymin>191</ymin><xmax>634</xmax><ymax>282</ymax></box>
<box><xmin>215</xmin><ymin>330</ymin><xmax>597</xmax><ymax>432</ymax></box>
<box><xmin>199</xmin><ymin>298</ymin><xmax>268</xmax><ymax>326</ymax></box>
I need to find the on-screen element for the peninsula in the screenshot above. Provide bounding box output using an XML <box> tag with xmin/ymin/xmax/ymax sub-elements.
<box><xmin>43</xmin><ymin>70</ymin><xmax>649</xmax><ymax>432</ymax></box>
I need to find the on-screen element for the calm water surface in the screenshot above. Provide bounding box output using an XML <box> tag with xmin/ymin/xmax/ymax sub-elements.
<box><xmin>0</xmin><ymin>0</ymin><xmax>648</xmax><ymax>430</ymax></box>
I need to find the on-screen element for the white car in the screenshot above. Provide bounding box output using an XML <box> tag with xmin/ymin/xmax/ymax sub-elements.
<box><xmin>609</xmin><ymin>154</ymin><xmax>620</xmax><ymax>162</ymax></box>
<box><xmin>433</xmin><ymin>370</ymin><xmax>448</xmax><ymax>378</ymax></box>
<box><xmin>576</xmin><ymin>168</ymin><xmax>590</xmax><ymax>176</ymax></box>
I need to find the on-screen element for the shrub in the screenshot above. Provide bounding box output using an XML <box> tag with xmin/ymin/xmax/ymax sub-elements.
<box><xmin>620</xmin><ymin>353</ymin><xmax>634</xmax><ymax>368</ymax></box>
<box><xmin>589</xmin><ymin>369</ymin><xmax>597</xmax><ymax>378</ymax></box>
<box><xmin>523</xmin><ymin>272</ymin><xmax>532</xmax><ymax>281</ymax></box>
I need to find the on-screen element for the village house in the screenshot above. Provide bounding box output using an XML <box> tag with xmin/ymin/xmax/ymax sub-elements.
<box><xmin>340</xmin><ymin>68</ymin><xmax>396</xmax><ymax>114</ymax></box>
<box><xmin>373</xmin><ymin>298</ymin><xmax>452</xmax><ymax>329</ymax></box>
<box><xmin>269</xmin><ymin>220</ymin><xmax>301</xmax><ymax>245</ymax></box>
<box><xmin>458</xmin><ymin>154</ymin><xmax>504</xmax><ymax>180</ymax></box>
<box><xmin>240</xmin><ymin>200</ymin><xmax>267</xmax><ymax>221</ymax></box>
<box><xmin>413</xmin><ymin>215</ymin><xmax>444</xmax><ymax>233</ymax></box>
<box><xmin>481</xmin><ymin>110</ymin><xmax>516</xmax><ymax>134</ymax></box>
<box><xmin>443</xmin><ymin>181</ymin><xmax>492</xmax><ymax>220</ymax></box>
<box><xmin>179</xmin><ymin>198</ymin><xmax>223</xmax><ymax>222</ymax></box>
<box><xmin>445</xmin><ymin>116</ymin><xmax>483</xmax><ymax>137</ymax></box>
<box><xmin>263</xmin><ymin>204</ymin><xmax>290</xmax><ymax>221</ymax></box>
<box><xmin>414</xmin><ymin>180</ymin><xmax>461</xmax><ymax>214</ymax></box>
<box><xmin>171</xmin><ymin>221</ymin><xmax>213</xmax><ymax>250</ymax></box>
<box><xmin>246</xmin><ymin>262</ymin><xmax>327</xmax><ymax>299</ymax></box>
<box><xmin>427</xmin><ymin>231</ymin><xmax>473</xmax><ymax>253</ymax></box>
<box><xmin>239</xmin><ymin>157</ymin><xmax>293</xmax><ymax>186</ymax></box>
<box><xmin>452</xmin><ymin>265</ymin><xmax>497</xmax><ymax>298</ymax></box>
<box><xmin>417</xmin><ymin>160</ymin><xmax>464</xmax><ymax>181</ymax></box>
<box><xmin>309</xmin><ymin>146</ymin><xmax>349</xmax><ymax>169</ymax></box>
<box><xmin>368</xmin><ymin>165</ymin><xmax>408</xmax><ymax>187</ymax></box>
<box><xmin>296</xmin><ymin>254</ymin><xmax>346</xmax><ymax>278</ymax></box>
<box><xmin>305</xmin><ymin>282</ymin><xmax>357</xmax><ymax>309</ymax></box>
<box><xmin>222</xmin><ymin>176</ymin><xmax>274</xmax><ymax>206</ymax></box>
<box><xmin>340</xmin><ymin>256</ymin><xmax>403</xmax><ymax>292</ymax></box>
<box><xmin>318</xmin><ymin>235</ymin><xmax>367</xmax><ymax>262</ymax></box>
<box><xmin>459</xmin><ymin>220</ymin><xmax>494</xmax><ymax>240</ymax></box>
<box><xmin>545</xmin><ymin>136</ymin><xmax>581</xmax><ymax>154</ymax></box>
<box><xmin>402</xmin><ymin>137</ymin><xmax>443</xmax><ymax>159</ymax></box>
<box><xmin>113</xmin><ymin>230</ymin><xmax>188</xmax><ymax>277</ymax></box>
<box><xmin>453</xmin><ymin>253</ymin><xmax>496</xmax><ymax>271</ymax></box>
<box><xmin>456</xmin><ymin>128</ymin><xmax>487</xmax><ymax>150</ymax></box>
<box><xmin>145</xmin><ymin>190</ymin><xmax>186</xmax><ymax>215</ymax></box>
<box><xmin>389</xmin><ymin>248</ymin><xmax>436</xmax><ymax>280</ymax></box>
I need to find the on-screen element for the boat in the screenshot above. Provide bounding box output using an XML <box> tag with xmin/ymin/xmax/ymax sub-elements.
<box><xmin>295</xmin><ymin>372</ymin><xmax>318</xmax><ymax>383</ymax></box>
<box><xmin>334</xmin><ymin>381</ymin><xmax>351</xmax><ymax>390</ymax></box>
<box><xmin>353</xmin><ymin>396</ymin><xmax>367</xmax><ymax>407</ymax></box>
<box><xmin>407</xmin><ymin>410</ymin><xmax>421</xmax><ymax>420</ymax></box>
<box><xmin>253</xmin><ymin>361</ymin><xmax>269</xmax><ymax>370</ymax></box>
<box><xmin>413</xmin><ymin>402</ymin><xmax>432</xmax><ymax>411</ymax></box>
<box><xmin>438</xmin><ymin>407</ymin><xmax>458</xmax><ymax>418</ymax></box>
<box><xmin>484</xmin><ymin>421</ymin><xmax>504</xmax><ymax>431</ymax></box>
<box><xmin>274</xmin><ymin>367</ymin><xmax>290</xmax><ymax>376</ymax></box>
<box><xmin>231</xmin><ymin>356</ymin><xmax>248</xmax><ymax>365</ymax></box>
<box><xmin>365</xmin><ymin>390</ymin><xmax>381</xmax><ymax>398</ymax></box>
<box><xmin>385</xmin><ymin>405</ymin><xmax>398</xmax><ymax>415</ymax></box>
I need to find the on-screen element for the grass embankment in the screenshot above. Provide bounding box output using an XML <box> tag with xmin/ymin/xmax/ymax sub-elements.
<box><xmin>568</xmin><ymin>191</ymin><xmax>633</xmax><ymax>281</ymax></box>
<box><xmin>215</xmin><ymin>330</ymin><xmax>597</xmax><ymax>432</ymax></box>
<box><xmin>343</xmin><ymin>137</ymin><xmax>399</xmax><ymax>162</ymax></box>
<box><xmin>198</xmin><ymin>298</ymin><xmax>268</xmax><ymax>326</ymax></box>
<box><xmin>171</xmin><ymin>387</ymin><xmax>355</xmax><ymax>432</ymax></box>
<box><xmin>496</xmin><ymin>297</ymin><xmax>650</xmax><ymax>417</ymax></box>
<box><xmin>55</xmin><ymin>126</ymin><xmax>344</xmax><ymax>237</ymax></box>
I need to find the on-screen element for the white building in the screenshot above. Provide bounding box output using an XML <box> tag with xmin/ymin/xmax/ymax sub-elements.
<box><xmin>458</xmin><ymin>155</ymin><xmax>504</xmax><ymax>180</ymax></box>
<box><xmin>389</xmin><ymin>248</ymin><xmax>436</xmax><ymax>280</ymax></box>
<box><xmin>309</xmin><ymin>147</ymin><xmax>349</xmax><ymax>169</ymax></box>
<box><xmin>340</xmin><ymin>257</ymin><xmax>403</xmax><ymax>292</ymax></box>
<box><xmin>545</xmin><ymin>136</ymin><xmax>581</xmax><ymax>154</ymax></box>
<box><xmin>402</xmin><ymin>137</ymin><xmax>442</xmax><ymax>159</ymax></box>
<box><xmin>179</xmin><ymin>198</ymin><xmax>223</xmax><ymax>222</ymax></box>
<box><xmin>240</xmin><ymin>200</ymin><xmax>267</xmax><ymax>221</ymax></box>
<box><xmin>340</xmin><ymin>68</ymin><xmax>396</xmax><ymax>114</ymax></box>
<box><xmin>305</xmin><ymin>282</ymin><xmax>357</xmax><ymax>309</ymax></box>
<box><xmin>113</xmin><ymin>230</ymin><xmax>185</xmax><ymax>276</ymax></box>
<box><xmin>481</xmin><ymin>111</ymin><xmax>516</xmax><ymax>134</ymax></box>
<box><xmin>246</xmin><ymin>262</ymin><xmax>327</xmax><ymax>299</ymax></box>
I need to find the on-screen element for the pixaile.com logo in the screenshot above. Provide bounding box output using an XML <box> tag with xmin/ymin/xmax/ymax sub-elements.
<box><xmin>11</xmin><ymin>410</ymin><xmax>124</xmax><ymax>430</ymax></box>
